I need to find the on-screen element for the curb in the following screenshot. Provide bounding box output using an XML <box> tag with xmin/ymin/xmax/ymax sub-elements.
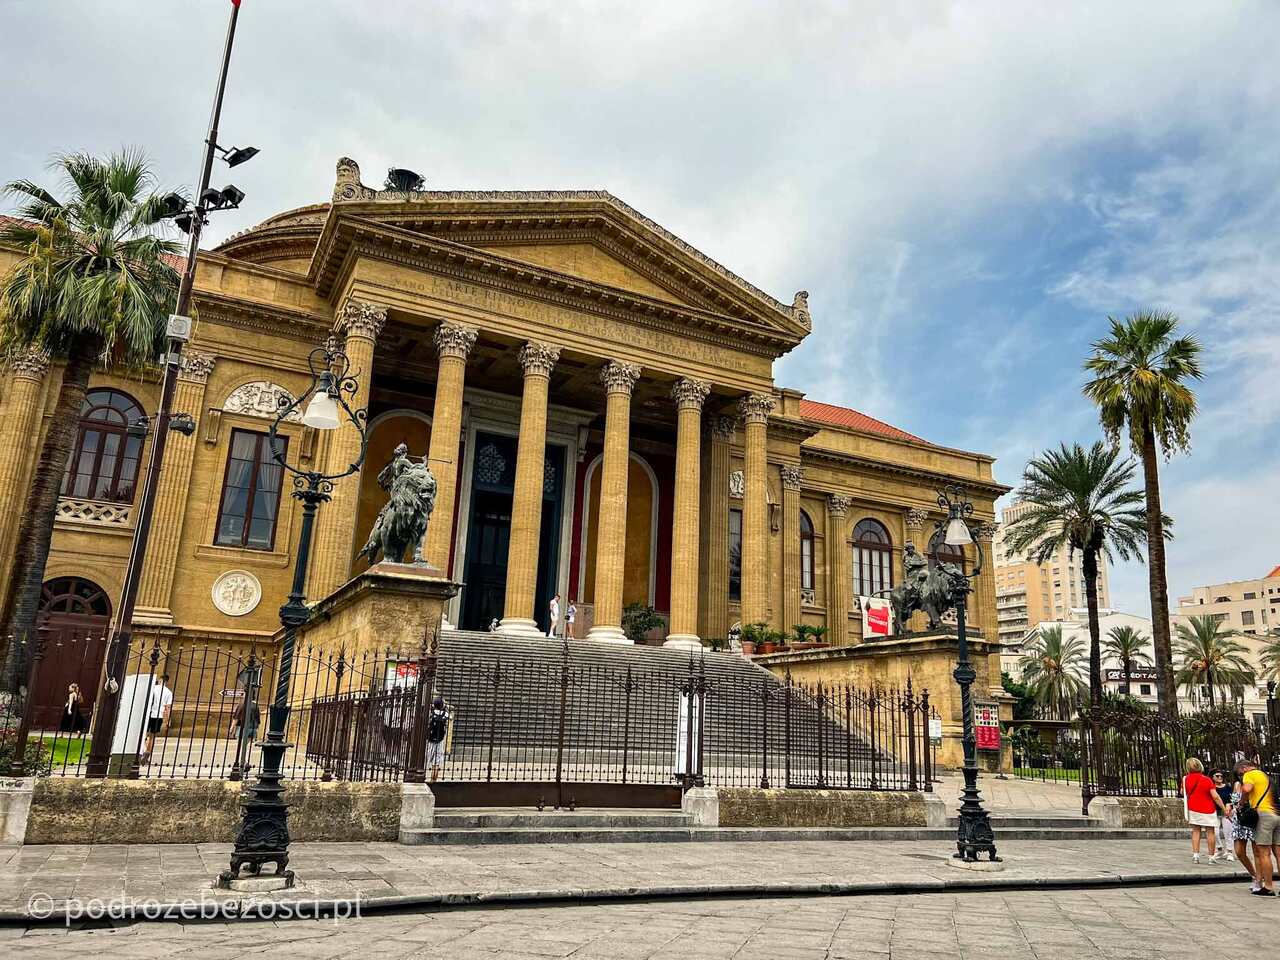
<box><xmin>0</xmin><ymin>868</ymin><xmax>1259</xmax><ymax>926</ymax></box>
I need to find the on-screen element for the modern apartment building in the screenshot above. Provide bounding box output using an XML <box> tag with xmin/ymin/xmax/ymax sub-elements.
<box><xmin>992</xmin><ymin>500</ymin><xmax>1111</xmax><ymax>646</ymax></box>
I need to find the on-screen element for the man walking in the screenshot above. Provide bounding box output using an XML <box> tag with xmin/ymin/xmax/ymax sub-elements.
<box><xmin>141</xmin><ymin>673</ymin><xmax>173</xmax><ymax>763</ymax></box>
<box><xmin>1237</xmin><ymin>758</ymin><xmax>1277</xmax><ymax>896</ymax></box>
<box><xmin>548</xmin><ymin>593</ymin><xmax>560</xmax><ymax>638</ymax></box>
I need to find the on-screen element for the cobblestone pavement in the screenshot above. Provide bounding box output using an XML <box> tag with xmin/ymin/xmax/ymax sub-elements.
<box><xmin>3</xmin><ymin>883</ymin><xmax>1275</xmax><ymax>958</ymax></box>
<box><xmin>938</xmin><ymin>774</ymin><xmax>1084</xmax><ymax>814</ymax></box>
<box><xmin>0</xmin><ymin>836</ymin><xmax>1262</xmax><ymax>918</ymax></box>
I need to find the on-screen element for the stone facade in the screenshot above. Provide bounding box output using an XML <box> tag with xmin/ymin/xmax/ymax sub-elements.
<box><xmin>0</xmin><ymin>158</ymin><xmax>1008</xmax><ymax>726</ymax></box>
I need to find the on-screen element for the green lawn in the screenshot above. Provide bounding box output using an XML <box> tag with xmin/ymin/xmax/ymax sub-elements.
<box><xmin>1013</xmin><ymin>766</ymin><xmax>1082</xmax><ymax>782</ymax></box>
<box><xmin>39</xmin><ymin>735</ymin><xmax>89</xmax><ymax>768</ymax></box>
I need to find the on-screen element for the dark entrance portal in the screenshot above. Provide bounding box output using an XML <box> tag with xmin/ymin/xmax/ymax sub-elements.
<box><xmin>31</xmin><ymin>577</ymin><xmax>112</xmax><ymax>728</ymax></box>
<box><xmin>459</xmin><ymin>433</ymin><xmax>565</xmax><ymax>632</ymax></box>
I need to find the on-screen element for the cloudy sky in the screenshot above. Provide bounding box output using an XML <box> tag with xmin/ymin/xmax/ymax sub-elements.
<box><xmin>3</xmin><ymin>1</ymin><xmax>1277</xmax><ymax>615</ymax></box>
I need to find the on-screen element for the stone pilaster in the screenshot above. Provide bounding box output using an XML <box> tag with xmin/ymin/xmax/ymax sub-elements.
<box><xmin>975</xmin><ymin>521</ymin><xmax>1002</xmax><ymax>695</ymax></box>
<box><xmin>903</xmin><ymin>508</ymin><xmax>928</xmax><ymax>547</ymax></box>
<box><xmin>136</xmin><ymin>351</ymin><xmax>216</xmax><ymax>622</ymax></box>
<box><xmin>308</xmin><ymin>298</ymin><xmax>386</xmax><ymax>600</ymax></box>
<box><xmin>499</xmin><ymin>341</ymin><xmax>560</xmax><ymax>637</ymax></box>
<box><xmin>698</xmin><ymin>416</ymin><xmax>734</xmax><ymax>641</ymax></box>
<box><xmin>780</xmin><ymin>464</ymin><xmax>804</xmax><ymax>634</ymax></box>
<box><xmin>738</xmin><ymin>393</ymin><xmax>774</xmax><ymax>627</ymax></box>
<box><xmin>826</xmin><ymin>494</ymin><xmax>853</xmax><ymax>646</ymax></box>
<box><xmin>588</xmin><ymin>360</ymin><xmax>641</xmax><ymax>643</ymax></box>
<box><xmin>0</xmin><ymin>348</ymin><xmax>50</xmax><ymax>598</ymax></box>
<box><xmin>664</xmin><ymin>378</ymin><xmax>711</xmax><ymax>649</ymax></box>
<box><xmin>423</xmin><ymin>322</ymin><xmax>477</xmax><ymax>572</ymax></box>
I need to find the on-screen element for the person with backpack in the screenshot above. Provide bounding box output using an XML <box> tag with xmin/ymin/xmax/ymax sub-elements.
<box><xmin>426</xmin><ymin>697</ymin><xmax>449</xmax><ymax>782</ymax></box>
<box><xmin>1236</xmin><ymin>758</ymin><xmax>1277</xmax><ymax>897</ymax></box>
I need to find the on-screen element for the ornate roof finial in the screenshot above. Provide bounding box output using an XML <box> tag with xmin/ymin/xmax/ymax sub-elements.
<box><xmin>333</xmin><ymin>157</ymin><xmax>375</xmax><ymax>202</ymax></box>
<box><xmin>791</xmin><ymin>290</ymin><xmax>811</xmax><ymax>330</ymax></box>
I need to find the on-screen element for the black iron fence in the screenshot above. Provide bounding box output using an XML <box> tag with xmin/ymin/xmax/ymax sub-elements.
<box><xmin>4</xmin><ymin>629</ymin><xmax>938</xmax><ymax>803</ymax></box>
<box><xmin>1008</xmin><ymin>705</ymin><xmax>1280</xmax><ymax>813</ymax></box>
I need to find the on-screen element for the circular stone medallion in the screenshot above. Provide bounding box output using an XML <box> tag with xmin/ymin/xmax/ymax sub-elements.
<box><xmin>211</xmin><ymin>569</ymin><xmax>263</xmax><ymax>617</ymax></box>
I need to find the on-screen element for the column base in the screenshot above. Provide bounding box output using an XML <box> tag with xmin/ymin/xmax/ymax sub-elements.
<box><xmin>497</xmin><ymin>617</ymin><xmax>544</xmax><ymax>638</ymax></box>
<box><xmin>586</xmin><ymin>625</ymin><xmax>630</xmax><ymax>644</ymax></box>
<box><xmin>663</xmin><ymin>634</ymin><xmax>703</xmax><ymax>650</ymax></box>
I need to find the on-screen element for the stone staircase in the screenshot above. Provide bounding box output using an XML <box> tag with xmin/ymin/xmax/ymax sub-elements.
<box><xmin>429</xmin><ymin>631</ymin><xmax>887</xmax><ymax>786</ymax></box>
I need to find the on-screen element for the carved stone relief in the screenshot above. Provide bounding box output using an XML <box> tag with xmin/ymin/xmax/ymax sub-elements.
<box><xmin>211</xmin><ymin>570</ymin><xmax>263</xmax><ymax>617</ymax></box>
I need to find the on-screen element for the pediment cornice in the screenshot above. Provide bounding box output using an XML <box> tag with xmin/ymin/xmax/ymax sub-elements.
<box><xmin>320</xmin><ymin>214</ymin><xmax>799</xmax><ymax>357</ymax></box>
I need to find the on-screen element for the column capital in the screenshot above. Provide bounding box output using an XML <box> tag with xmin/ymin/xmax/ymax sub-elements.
<box><xmin>671</xmin><ymin>377</ymin><xmax>711</xmax><ymax>411</ymax></box>
<box><xmin>519</xmin><ymin>341</ymin><xmax>561</xmax><ymax>379</ymax></box>
<box><xmin>337</xmin><ymin>298</ymin><xmax>388</xmax><ymax>342</ymax></box>
<box><xmin>7</xmin><ymin>347</ymin><xmax>50</xmax><ymax>381</ymax></box>
<box><xmin>177</xmin><ymin>350</ymin><xmax>216</xmax><ymax>385</ymax></box>
<box><xmin>704</xmin><ymin>415</ymin><xmax>735</xmax><ymax>442</ymax></box>
<box><xmin>434</xmin><ymin>321</ymin><xmax>478</xmax><ymax>361</ymax></box>
<box><xmin>780</xmin><ymin>464</ymin><xmax>804</xmax><ymax>490</ymax></box>
<box><xmin>600</xmin><ymin>360</ymin><xmax>641</xmax><ymax>396</ymax></box>
<box><xmin>975</xmin><ymin>521</ymin><xmax>999</xmax><ymax>543</ymax></box>
<box><xmin>904</xmin><ymin>507</ymin><xmax>929</xmax><ymax>533</ymax></box>
<box><xmin>827</xmin><ymin>493</ymin><xmax>854</xmax><ymax>518</ymax></box>
<box><xmin>738</xmin><ymin>392</ymin><xmax>776</xmax><ymax>424</ymax></box>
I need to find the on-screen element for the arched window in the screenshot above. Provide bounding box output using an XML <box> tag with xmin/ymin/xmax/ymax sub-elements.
<box><xmin>928</xmin><ymin>529</ymin><xmax>967</xmax><ymax>572</ymax></box>
<box><xmin>39</xmin><ymin>576</ymin><xmax>111</xmax><ymax>618</ymax></box>
<box><xmin>799</xmin><ymin>510</ymin><xmax>815</xmax><ymax>592</ymax></box>
<box><xmin>852</xmin><ymin>518</ymin><xmax>892</xmax><ymax>599</ymax></box>
<box><xmin>61</xmin><ymin>388</ymin><xmax>144</xmax><ymax>503</ymax></box>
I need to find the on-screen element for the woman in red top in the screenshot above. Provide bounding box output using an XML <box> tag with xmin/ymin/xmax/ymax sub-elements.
<box><xmin>1184</xmin><ymin>757</ymin><xmax>1227</xmax><ymax>863</ymax></box>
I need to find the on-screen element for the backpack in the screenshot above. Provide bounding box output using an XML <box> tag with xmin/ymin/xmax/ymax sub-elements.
<box><xmin>427</xmin><ymin>709</ymin><xmax>448</xmax><ymax>743</ymax></box>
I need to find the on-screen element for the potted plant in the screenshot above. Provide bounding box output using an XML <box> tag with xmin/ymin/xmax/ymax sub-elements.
<box><xmin>621</xmin><ymin>602</ymin><xmax>666</xmax><ymax>645</ymax></box>
<box><xmin>741</xmin><ymin>621</ymin><xmax>771</xmax><ymax>656</ymax></box>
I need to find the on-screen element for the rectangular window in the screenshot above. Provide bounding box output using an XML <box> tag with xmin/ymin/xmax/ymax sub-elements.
<box><xmin>215</xmin><ymin>429</ymin><xmax>288</xmax><ymax>550</ymax></box>
<box><xmin>728</xmin><ymin>508</ymin><xmax>742</xmax><ymax>602</ymax></box>
<box><xmin>1242</xmin><ymin>610</ymin><xmax>1255</xmax><ymax>626</ymax></box>
<box><xmin>1140</xmin><ymin>684</ymin><xmax>1151</xmax><ymax>696</ymax></box>
<box><xmin>1244</xmin><ymin>592</ymin><xmax>1256</xmax><ymax>600</ymax></box>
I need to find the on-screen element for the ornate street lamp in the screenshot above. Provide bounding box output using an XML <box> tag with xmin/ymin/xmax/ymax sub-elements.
<box><xmin>218</xmin><ymin>339</ymin><xmax>368</xmax><ymax>888</ymax></box>
<box><xmin>937</xmin><ymin>483</ymin><xmax>1000</xmax><ymax>863</ymax></box>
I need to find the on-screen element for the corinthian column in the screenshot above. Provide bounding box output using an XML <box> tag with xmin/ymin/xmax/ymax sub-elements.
<box><xmin>664</xmin><ymin>378</ymin><xmax>710</xmax><ymax>649</ymax></box>
<box><xmin>780</xmin><ymin>464</ymin><xmax>804</xmax><ymax>632</ymax></box>
<box><xmin>423</xmin><ymin>322</ymin><xmax>477</xmax><ymax>572</ymax></box>
<box><xmin>698</xmin><ymin>416</ymin><xmax>734</xmax><ymax>640</ymax></box>
<box><xmin>588</xmin><ymin>360</ymin><xmax>641</xmax><ymax>643</ymax></box>
<box><xmin>826</xmin><ymin>494</ymin><xmax>853</xmax><ymax>645</ymax></box>
<box><xmin>499</xmin><ymin>341</ymin><xmax>560</xmax><ymax>637</ymax></box>
<box><xmin>975</xmin><ymin>521</ymin><xmax>1003</xmax><ymax>695</ymax></box>
<box><xmin>136</xmin><ymin>351</ymin><xmax>216</xmax><ymax>622</ymax></box>
<box><xmin>309</xmin><ymin>298</ymin><xmax>386</xmax><ymax>599</ymax></box>
<box><xmin>738</xmin><ymin>393</ymin><xmax>775</xmax><ymax>626</ymax></box>
<box><xmin>0</xmin><ymin>349</ymin><xmax>50</xmax><ymax>597</ymax></box>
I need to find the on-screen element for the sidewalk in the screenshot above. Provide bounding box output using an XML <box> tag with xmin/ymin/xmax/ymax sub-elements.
<box><xmin>0</xmin><ymin>834</ymin><xmax>1259</xmax><ymax>923</ymax></box>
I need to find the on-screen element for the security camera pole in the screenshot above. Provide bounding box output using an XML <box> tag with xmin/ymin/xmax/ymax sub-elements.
<box><xmin>86</xmin><ymin>0</ymin><xmax>247</xmax><ymax>776</ymax></box>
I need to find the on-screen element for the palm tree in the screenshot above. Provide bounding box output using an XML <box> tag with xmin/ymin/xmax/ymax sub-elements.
<box><xmin>1102</xmin><ymin>624</ymin><xmax>1152</xmax><ymax>695</ymax></box>
<box><xmin>1260</xmin><ymin>629</ymin><xmax>1280</xmax><ymax>684</ymax></box>
<box><xmin>0</xmin><ymin>151</ymin><xmax>178</xmax><ymax>685</ymax></box>
<box><xmin>1002</xmin><ymin>442</ymin><xmax>1150</xmax><ymax>707</ymax></box>
<box><xmin>1019</xmin><ymin>625</ymin><xmax>1087</xmax><ymax>720</ymax></box>
<box><xmin>1173</xmin><ymin>615</ymin><xmax>1255</xmax><ymax>708</ymax></box>
<box><xmin>1084</xmin><ymin>312</ymin><xmax>1203</xmax><ymax>717</ymax></box>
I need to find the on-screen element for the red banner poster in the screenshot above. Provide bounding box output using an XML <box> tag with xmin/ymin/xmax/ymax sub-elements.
<box><xmin>974</xmin><ymin>702</ymin><xmax>1001</xmax><ymax>751</ymax></box>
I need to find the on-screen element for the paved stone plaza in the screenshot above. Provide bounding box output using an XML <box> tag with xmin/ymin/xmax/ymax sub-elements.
<box><xmin>3</xmin><ymin>883</ymin><xmax>1273</xmax><ymax>958</ymax></box>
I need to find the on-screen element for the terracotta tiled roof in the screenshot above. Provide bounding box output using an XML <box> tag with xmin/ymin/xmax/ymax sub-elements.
<box><xmin>0</xmin><ymin>214</ymin><xmax>185</xmax><ymax>270</ymax></box>
<box><xmin>799</xmin><ymin>398</ymin><xmax>925</xmax><ymax>443</ymax></box>
<box><xmin>1267</xmin><ymin>564</ymin><xmax>1280</xmax><ymax>580</ymax></box>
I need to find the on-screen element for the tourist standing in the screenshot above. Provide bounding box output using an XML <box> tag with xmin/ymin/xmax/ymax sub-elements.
<box><xmin>1182</xmin><ymin>758</ymin><xmax>1226</xmax><ymax>863</ymax></box>
<box><xmin>1212</xmin><ymin>770</ymin><xmax>1236</xmax><ymax>861</ymax></box>
<box><xmin>426</xmin><ymin>697</ymin><xmax>449</xmax><ymax>782</ymax></box>
<box><xmin>548</xmin><ymin>593</ymin><xmax>560</xmax><ymax>638</ymax></box>
<box><xmin>58</xmin><ymin>683</ymin><xmax>88</xmax><ymax>734</ymax></box>
<box><xmin>1236</xmin><ymin>758</ymin><xmax>1277</xmax><ymax>896</ymax></box>
<box><xmin>565</xmin><ymin>601</ymin><xmax>577</xmax><ymax>639</ymax></box>
<box><xmin>1231</xmin><ymin>770</ymin><xmax>1260</xmax><ymax>893</ymax></box>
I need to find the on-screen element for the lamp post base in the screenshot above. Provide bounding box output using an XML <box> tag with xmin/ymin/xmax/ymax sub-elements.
<box><xmin>217</xmin><ymin>706</ymin><xmax>296</xmax><ymax>889</ymax></box>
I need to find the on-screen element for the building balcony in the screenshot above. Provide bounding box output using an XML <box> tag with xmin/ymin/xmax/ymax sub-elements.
<box><xmin>55</xmin><ymin>496</ymin><xmax>134</xmax><ymax>530</ymax></box>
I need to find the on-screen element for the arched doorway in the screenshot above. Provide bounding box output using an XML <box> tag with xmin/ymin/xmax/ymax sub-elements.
<box><xmin>31</xmin><ymin>577</ymin><xmax>112</xmax><ymax>728</ymax></box>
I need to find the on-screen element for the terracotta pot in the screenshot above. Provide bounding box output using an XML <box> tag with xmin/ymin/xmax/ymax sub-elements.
<box><xmin>760</xmin><ymin>641</ymin><xmax>777</xmax><ymax>654</ymax></box>
<box><xmin>740</xmin><ymin>640</ymin><xmax>755</xmax><ymax>656</ymax></box>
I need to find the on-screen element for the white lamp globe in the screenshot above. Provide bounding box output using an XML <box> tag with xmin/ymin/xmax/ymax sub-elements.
<box><xmin>944</xmin><ymin>516</ymin><xmax>973</xmax><ymax>547</ymax></box>
<box><xmin>301</xmin><ymin>390</ymin><xmax>340</xmax><ymax>430</ymax></box>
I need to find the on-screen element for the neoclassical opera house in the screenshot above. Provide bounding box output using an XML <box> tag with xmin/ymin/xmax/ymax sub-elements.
<box><xmin>0</xmin><ymin>159</ymin><xmax>1007</xmax><ymax>721</ymax></box>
